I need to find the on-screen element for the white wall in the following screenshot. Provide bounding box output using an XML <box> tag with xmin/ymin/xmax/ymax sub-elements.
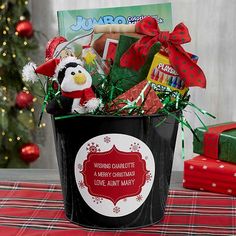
<box><xmin>30</xmin><ymin>0</ymin><xmax>236</xmax><ymax>170</ymax></box>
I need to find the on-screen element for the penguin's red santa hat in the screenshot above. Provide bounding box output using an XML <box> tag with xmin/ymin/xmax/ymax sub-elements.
<box><xmin>36</xmin><ymin>58</ymin><xmax>61</xmax><ymax>77</ymax></box>
<box><xmin>22</xmin><ymin>36</ymin><xmax>69</xmax><ymax>81</ymax></box>
<box><xmin>22</xmin><ymin>58</ymin><xmax>60</xmax><ymax>83</ymax></box>
<box><xmin>22</xmin><ymin>56</ymin><xmax>85</xmax><ymax>85</ymax></box>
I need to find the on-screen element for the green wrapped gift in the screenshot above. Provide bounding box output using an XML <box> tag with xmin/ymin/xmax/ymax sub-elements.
<box><xmin>109</xmin><ymin>35</ymin><xmax>161</xmax><ymax>99</ymax></box>
<box><xmin>193</xmin><ymin>122</ymin><xmax>236</xmax><ymax>164</ymax></box>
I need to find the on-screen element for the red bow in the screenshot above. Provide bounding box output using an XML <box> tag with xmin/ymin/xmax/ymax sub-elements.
<box><xmin>120</xmin><ymin>17</ymin><xmax>206</xmax><ymax>88</ymax></box>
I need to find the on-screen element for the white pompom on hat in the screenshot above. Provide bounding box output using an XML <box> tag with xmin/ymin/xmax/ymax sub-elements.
<box><xmin>22</xmin><ymin>62</ymin><xmax>38</xmax><ymax>83</ymax></box>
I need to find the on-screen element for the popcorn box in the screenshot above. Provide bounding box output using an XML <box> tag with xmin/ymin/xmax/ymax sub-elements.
<box><xmin>183</xmin><ymin>155</ymin><xmax>236</xmax><ymax>196</ymax></box>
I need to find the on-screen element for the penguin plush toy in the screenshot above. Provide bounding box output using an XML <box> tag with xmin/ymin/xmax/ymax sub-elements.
<box><xmin>46</xmin><ymin>56</ymin><xmax>101</xmax><ymax>115</ymax></box>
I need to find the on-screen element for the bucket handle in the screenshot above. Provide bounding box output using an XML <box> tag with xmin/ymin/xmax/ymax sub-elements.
<box><xmin>54</xmin><ymin>23</ymin><xmax>137</xmax><ymax>58</ymax></box>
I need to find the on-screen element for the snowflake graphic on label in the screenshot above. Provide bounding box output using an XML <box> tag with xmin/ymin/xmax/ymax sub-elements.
<box><xmin>78</xmin><ymin>181</ymin><xmax>85</xmax><ymax>189</ymax></box>
<box><xmin>129</xmin><ymin>142</ymin><xmax>141</xmax><ymax>152</ymax></box>
<box><xmin>86</xmin><ymin>143</ymin><xmax>101</xmax><ymax>153</ymax></box>
<box><xmin>77</xmin><ymin>164</ymin><xmax>83</xmax><ymax>170</ymax></box>
<box><xmin>113</xmin><ymin>206</ymin><xmax>120</xmax><ymax>214</ymax></box>
<box><xmin>92</xmin><ymin>196</ymin><xmax>103</xmax><ymax>204</ymax></box>
<box><xmin>104</xmin><ymin>136</ymin><xmax>111</xmax><ymax>143</ymax></box>
<box><xmin>146</xmin><ymin>171</ymin><xmax>152</xmax><ymax>183</ymax></box>
<box><xmin>74</xmin><ymin>134</ymin><xmax>155</xmax><ymax>217</ymax></box>
<box><xmin>136</xmin><ymin>194</ymin><xmax>143</xmax><ymax>202</ymax></box>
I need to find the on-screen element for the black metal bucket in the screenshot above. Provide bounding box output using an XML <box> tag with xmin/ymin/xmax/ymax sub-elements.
<box><xmin>52</xmin><ymin>113</ymin><xmax>179</xmax><ymax>229</ymax></box>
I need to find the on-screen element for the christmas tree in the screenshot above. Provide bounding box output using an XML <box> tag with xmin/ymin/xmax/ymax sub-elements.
<box><xmin>0</xmin><ymin>0</ymin><xmax>42</xmax><ymax>167</ymax></box>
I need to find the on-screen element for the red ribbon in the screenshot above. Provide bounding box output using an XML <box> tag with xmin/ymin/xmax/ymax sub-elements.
<box><xmin>203</xmin><ymin>122</ymin><xmax>236</xmax><ymax>159</ymax></box>
<box><xmin>120</xmin><ymin>16</ymin><xmax>206</xmax><ymax>88</ymax></box>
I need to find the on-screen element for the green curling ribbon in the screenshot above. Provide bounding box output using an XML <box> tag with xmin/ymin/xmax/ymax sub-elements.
<box><xmin>39</xmin><ymin>61</ymin><xmax>216</xmax><ymax>161</ymax></box>
<box><xmin>180</xmin><ymin>114</ymin><xmax>185</xmax><ymax>159</ymax></box>
<box><xmin>155</xmin><ymin>117</ymin><xmax>167</xmax><ymax>128</ymax></box>
<box><xmin>38</xmin><ymin>94</ymin><xmax>49</xmax><ymax>127</ymax></box>
<box><xmin>54</xmin><ymin>113</ymin><xmax>81</xmax><ymax>120</ymax></box>
<box><xmin>157</xmin><ymin>90</ymin><xmax>216</xmax><ymax>159</ymax></box>
<box><xmin>187</xmin><ymin>101</ymin><xmax>216</xmax><ymax>119</ymax></box>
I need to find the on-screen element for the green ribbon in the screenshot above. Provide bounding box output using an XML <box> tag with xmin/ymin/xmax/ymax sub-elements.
<box><xmin>180</xmin><ymin>114</ymin><xmax>185</xmax><ymax>159</ymax></box>
<box><xmin>38</xmin><ymin>94</ymin><xmax>49</xmax><ymax>127</ymax></box>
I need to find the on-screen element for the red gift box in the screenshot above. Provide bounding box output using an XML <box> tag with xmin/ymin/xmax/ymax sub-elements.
<box><xmin>183</xmin><ymin>155</ymin><xmax>236</xmax><ymax>196</ymax></box>
<box><xmin>193</xmin><ymin>122</ymin><xmax>236</xmax><ymax>163</ymax></box>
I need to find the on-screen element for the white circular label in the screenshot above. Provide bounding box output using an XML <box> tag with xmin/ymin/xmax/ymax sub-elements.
<box><xmin>74</xmin><ymin>133</ymin><xmax>155</xmax><ymax>217</ymax></box>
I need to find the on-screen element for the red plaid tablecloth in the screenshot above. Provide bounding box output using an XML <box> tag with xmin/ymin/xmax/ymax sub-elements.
<box><xmin>0</xmin><ymin>181</ymin><xmax>235</xmax><ymax>236</ymax></box>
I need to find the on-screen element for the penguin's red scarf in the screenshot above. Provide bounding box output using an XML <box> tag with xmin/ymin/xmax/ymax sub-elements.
<box><xmin>62</xmin><ymin>88</ymin><xmax>95</xmax><ymax>105</ymax></box>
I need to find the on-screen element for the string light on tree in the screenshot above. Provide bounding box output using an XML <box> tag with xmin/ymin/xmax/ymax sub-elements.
<box><xmin>39</xmin><ymin>123</ymin><xmax>46</xmax><ymax>128</ymax></box>
<box><xmin>19</xmin><ymin>16</ymin><xmax>25</xmax><ymax>21</ymax></box>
